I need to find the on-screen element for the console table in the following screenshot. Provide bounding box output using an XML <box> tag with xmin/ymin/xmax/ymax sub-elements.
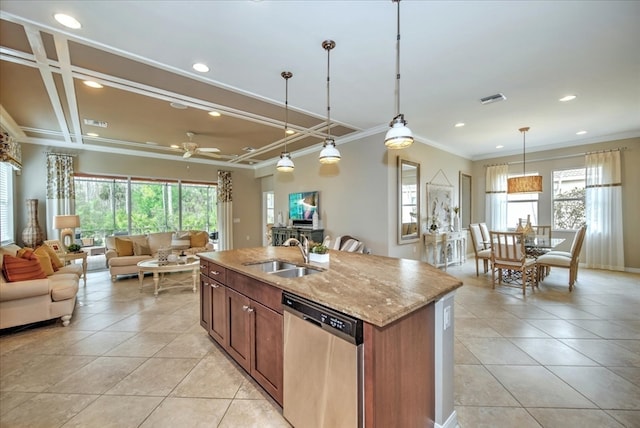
<box><xmin>272</xmin><ymin>227</ymin><xmax>324</xmax><ymax>246</ymax></box>
<box><xmin>423</xmin><ymin>231</ymin><xmax>466</xmax><ymax>271</ymax></box>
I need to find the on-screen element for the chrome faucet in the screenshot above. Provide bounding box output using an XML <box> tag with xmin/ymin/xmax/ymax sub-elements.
<box><xmin>283</xmin><ymin>235</ymin><xmax>309</xmax><ymax>264</ymax></box>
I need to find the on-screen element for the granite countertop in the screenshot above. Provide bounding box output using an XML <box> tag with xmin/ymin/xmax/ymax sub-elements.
<box><xmin>198</xmin><ymin>247</ymin><xmax>463</xmax><ymax>328</ymax></box>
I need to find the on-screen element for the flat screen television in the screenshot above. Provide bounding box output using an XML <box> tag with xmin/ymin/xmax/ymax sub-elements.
<box><xmin>289</xmin><ymin>191</ymin><xmax>319</xmax><ymax>225</ymax></box>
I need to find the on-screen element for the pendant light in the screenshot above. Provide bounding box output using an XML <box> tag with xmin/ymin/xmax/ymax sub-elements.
<box><xmin>385</xmin><ymin>0</ymin><xmax>413</xmax><ymax>149</ymax></box>
<box><xmin>276</xmin><ymin>71</ymin><xmax>294</xmax><ymax>172</ymax></box>
<box><xmin>319</xmin><ymin>40</ymin><xmax>341</xmax><ymax>164</ymax></box>
<box><xmin>507</xmin><ymin>127</ymin><xmax>543</xmax><ymax>193</ymax></box>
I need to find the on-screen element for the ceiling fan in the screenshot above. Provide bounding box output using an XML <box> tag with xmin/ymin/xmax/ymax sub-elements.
<box><xmin>181</xmin><ymin>132</ymin><xmax>221</xmax><ymax>158</ymax></box>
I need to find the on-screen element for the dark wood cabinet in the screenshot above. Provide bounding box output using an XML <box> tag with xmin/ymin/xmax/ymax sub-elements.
<box><xmin>200</xmin><ymin>259</ymin><xmax>283</xmax><ymax>405</ymax></box>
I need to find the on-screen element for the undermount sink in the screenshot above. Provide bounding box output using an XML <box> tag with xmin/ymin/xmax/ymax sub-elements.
<box><xmin>244</xmin><ymin>260</ymin><xmax>323</xmax><ymax>278</ymax></box>
<box><xmin>269</xmin><ymin>266</ymin><xmax>323</xmax><ymax>278</ymax></box>
<box><xmin>245</xmin><ymin>260</ymin><xmax>298</xmax><ymax>273</ymax></box>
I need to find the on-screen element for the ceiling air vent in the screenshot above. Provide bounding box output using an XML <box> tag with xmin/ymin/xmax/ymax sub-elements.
<box><xmin>480</xmin><ymin>93</ymin><xmax>506</xmax><ymax>105</ymax></box>
<box><xmin>83</xmin><ymin>119</ymin><xmax>108</xmax><ymax>128</ymax></box>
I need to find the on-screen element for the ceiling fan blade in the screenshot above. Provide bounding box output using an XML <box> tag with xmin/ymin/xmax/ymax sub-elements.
<box><xmin>201</xmin><ymin>152</ymin><xmax>221</xmax><ymax>158</ymax></box>
<box><xmin>198</xmin><ymin>147</ymin><xmax>221</xmax><ymax>153</ymax></box>
<box><xmin>183</xmin><ymin>151</ymin><xmax>192</xmax><ymax>158</ymax></box>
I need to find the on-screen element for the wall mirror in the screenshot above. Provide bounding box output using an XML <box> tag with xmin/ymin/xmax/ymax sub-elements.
<box><xmin>459</xmin><ymin>172</ymin><xmax>472</xmax><ymax>229</ymax></box>
<box><xmin>398</xmin><ymin>157</ymin><xmax>420</xmax><ymax>244</ymax></box>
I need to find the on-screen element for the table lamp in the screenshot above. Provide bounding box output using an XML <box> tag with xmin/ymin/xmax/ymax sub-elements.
<box><xmin>53</xmin><ymin>215</ymin><xmax>80</xmax><ymax>251</ymax></box>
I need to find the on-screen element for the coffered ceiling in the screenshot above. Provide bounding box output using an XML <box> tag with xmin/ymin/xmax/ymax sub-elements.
<box><xmin>1</xmin><ymin>1</ymin><xmax>639</xmax><ymax>169</ymax></box>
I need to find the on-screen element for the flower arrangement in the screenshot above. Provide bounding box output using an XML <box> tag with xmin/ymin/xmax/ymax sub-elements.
<box><xmin>453</xmin><ymin>206</ymin><xmax>459</xmax><ymax>215</ymax></box>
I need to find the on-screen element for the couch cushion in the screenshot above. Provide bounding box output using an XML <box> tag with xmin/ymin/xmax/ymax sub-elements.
<box><xmin>147</xmin><ymin>232</ymin><xmax>173</xmax><ymax>255</ymax></box>
<box><xmin>133</xmin><ymin>240</ymin><xmax>152</xmax><ymax>256</ymax></box>
<box><xmin>40</xmin><ymin>243</ymin><xmax>63</xmax><ymax>269</ymax></box>
<box><xmin>56</xmin><ymin>263</ymin><xmax>83</xmax><ymax>276</ymax></box>
<box><xmin>115</xmin><ymin>237</ymin><xmax>134</xmax><ymax>256</ymax></box>
<box><xmin>0</xmin><ymin>277</ymin><xmax>51</xmax><ymax>301</ymax></box>
<box><xmin>190</xmin><ymin>231</ymin><xmax>209</xmax><ymax>248</ymax></box>
<box><xmin>171</xmin><ymin>231</ymin><xmax>191</xmax><ymax>250</ymax></box>
<box><xmin>2</xmin><ymin>253</ymin><xmax>47</xmax><ymax>282</ymax></box>
<box><xmin>33</xmin><ymin>246</ymin><xmax>56</xmax><ymax>276</ymax></box>
<box><xmin>109</xmin><ymin>255</ymin><xmax>152</xmax><ymax>267</ymax></box>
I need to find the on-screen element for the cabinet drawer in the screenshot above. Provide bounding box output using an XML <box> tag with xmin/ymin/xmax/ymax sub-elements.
<box><xmin>227</xmin><ymin>271</ymin><xmax>283</xmax><ymax>314</ymax></box>
<box><xmin>200</xmin><ymin>260</ymin><xmax>209</xmax><ymax>276</ymax></box>
<box><xmin>207</xmin><ymin>262</ymin><xmax>227</xmax><ymax>283</ymax></box>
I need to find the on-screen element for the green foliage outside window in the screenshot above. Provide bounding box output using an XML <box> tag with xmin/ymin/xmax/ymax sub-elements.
<box><xmin>553</xmin><ymin>187</ymin><xmax>586</xmax><ymax>230</ymax></box>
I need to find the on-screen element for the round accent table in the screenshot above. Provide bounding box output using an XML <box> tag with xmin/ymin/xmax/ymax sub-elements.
<box><xmin>137</xmin><ymin>257</ymin><xmax>200</xmax><ymax>296</ymax></box>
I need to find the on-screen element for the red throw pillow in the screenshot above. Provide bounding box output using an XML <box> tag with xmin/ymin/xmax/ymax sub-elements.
<box><xmin>2</xmin><ymin>253</ymin><xmax>47</xmax><ymax>282</ymax></box>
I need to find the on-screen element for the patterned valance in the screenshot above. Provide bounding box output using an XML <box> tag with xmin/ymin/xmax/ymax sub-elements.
<box><xmin>46</xmin><ymin>154</ymin><xmax>76</xmax><ymax>200</ymax></box>
<box><xmin>217</xmin><ymin>170</ymin><xmax>232</xmax><ymax>202</ymax></box>
<box><xmin>0</xmin><ymin>131</ymin><xmax>22</xmax><ymax>170</ymax></box>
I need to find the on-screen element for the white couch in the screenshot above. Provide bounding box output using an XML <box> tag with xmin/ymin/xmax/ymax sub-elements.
<box><xmin>105</xmin><ymin>231</ymin><xmax>213</xmax><ymax>281</ymax></box>
<box><xmin>0</xmin><ymin>244</ymin><xmax>81</xmax><ymax>329</ymax></box>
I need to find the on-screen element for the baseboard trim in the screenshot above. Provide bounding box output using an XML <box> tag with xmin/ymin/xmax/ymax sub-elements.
<box><xmin>435</xmin><ymin>410</ymin><xmax>458</xmax><ymax>428</ymax></box>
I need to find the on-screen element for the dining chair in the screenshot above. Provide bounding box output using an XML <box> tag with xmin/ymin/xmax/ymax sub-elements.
<box><xmin>469</xmin><ymin>224</ymin><xmax>491</xmax><ymax>276</ymax></box>
<box><xmin>490</xmin><ymin>231</ymin><xmax>538</xmax><ymax>295</ymax></box>
<box><xmin>479</xmin><ymin>223</ymin><xmax>491</xmax><ymax>249</ymax></box>
<box><xmin>532</xmin><ymin>225</ymin><xmax>552</xmax><ymax>240</ymax></box>
<box><xmin>535</xmin><ymin>225</ymin><xmax>586</xmax><ymax>291</ymax></box>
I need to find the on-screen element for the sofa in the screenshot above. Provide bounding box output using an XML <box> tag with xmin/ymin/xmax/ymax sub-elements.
<box><xmin>0</xmin><ymin>244</ymin><xmax>81</xmax><ymax>329</ymax></box>
<box><xmin>105</xmin><ymin>231</ymin><xmax>213</xmax><ymax>281</ymax></box>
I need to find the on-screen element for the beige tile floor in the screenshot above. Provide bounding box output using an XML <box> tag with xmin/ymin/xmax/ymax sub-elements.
<box><xmin>1</xmin><ymin>258</ymin><xmax>638</xmax><ymax>427</ymax></box>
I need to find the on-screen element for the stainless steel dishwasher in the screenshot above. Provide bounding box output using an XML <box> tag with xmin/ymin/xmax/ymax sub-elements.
<box><xmin>282</xmin><ymin>292</ymin><xmax>363</xmax><ymax>428</ymax></box>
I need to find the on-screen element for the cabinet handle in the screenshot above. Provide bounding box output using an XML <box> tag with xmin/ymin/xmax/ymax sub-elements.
<box><xmin>242</xmin><ymin>305</ymin><xmax>252</xmax><ymax>312</ymax></box>
<box><xmin>246</xmin><ymin>307</ymin><xmax>254</xmax><ymax>313</ymax></box>
<box><xmin>211</xmin><ymin>283</ymin><xmax>219</xmax><ymax>289</ymax></box>
<box><xmin>210</xmin><ymin>270</ymin><xmax>220</xmax><ymax>276</ymax></box>
<box><xmin>200</xmin><ymin>264</ymin><xmax>207</xmax><ymax>269</ymax></box>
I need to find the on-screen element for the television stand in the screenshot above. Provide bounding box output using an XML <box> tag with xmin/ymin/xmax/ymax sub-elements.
<box><xmin>271</xmin><ymin>227</ymin><xmax>324</xmax><ymax>246</ymax></box>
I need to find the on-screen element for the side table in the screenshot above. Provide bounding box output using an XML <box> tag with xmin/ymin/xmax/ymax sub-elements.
<box><xmin>61</xmin><ymin>251</ymin><xmax>87</xmax><ymax>286</ymax></box>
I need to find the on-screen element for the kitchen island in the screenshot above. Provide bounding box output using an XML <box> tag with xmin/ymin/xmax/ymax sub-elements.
<box><xmin>198</xmin><ymin>247</ymin><xmax>462</xmax><ymax>428</ymax></box>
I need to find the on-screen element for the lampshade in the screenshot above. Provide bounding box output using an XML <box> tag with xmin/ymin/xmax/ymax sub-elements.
<box><xmin>385</xmin><ymin>115</ymin><xmax>414</xmax><ymax>149</ymax></box>
<box><xmin>507</xmin><ymin>127</ymin><xmax>542</xmax><ymax>194</ymax></box>
<box><xmin>385</xmin><ymin>0</ymin><xmax>414</xmax><ymax>150</ymax></box>
<box><xmin>277</xmin><ymin>71</ymin><xmax>294</xmax><ymax>172</ymax></box>
<box><xmin>318</xmin><ymin>39</ymin><xmax>341</xmax><ymax>164</ymax></box>
<box><xmin>276</xmin><ymin>152</ymin><xmax>294</xmax><ymax>172</ymax></box>
<box><xmin>319</xmin><ymin>139</ymin><xmax>341</xmax><ymax>164</ymax></box>
<box><xmin>507</xmin><ymin>175</ymin><xmax>543</xmax><ymax>193</ymax></box>
<box><xmin>53</xmin><ymin>215</ymin><xmax>80</xmax><ymax>229</ymax></box>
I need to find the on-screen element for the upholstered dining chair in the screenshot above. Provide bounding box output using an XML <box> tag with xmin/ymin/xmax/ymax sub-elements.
<box><xmin>469</xmin><ymin>224</ymin><xmax>491</xmax><ymax>276</ymax></box>
<box><xmin>535</xmin><ymin>225</ymin><xmax>586</xmax><ymax>291</ymax></box>
<box><xmin>490</xmin><ymin>231</ymin><xmax>538</xmax><ymax>295</ymax></box>
<box><xmin>479</xmin><ymin>223</ymin><xmax>491</xmax><ymax>249</ymax></box>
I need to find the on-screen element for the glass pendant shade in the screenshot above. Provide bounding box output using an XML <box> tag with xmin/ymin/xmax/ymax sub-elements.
<box><xmin>385</xmin><ymin>115</ymin><xmax>414</xmax><ymax>149</ymax></box>
<box><xmin>507</xmin><ymin>126</ymin><xmax>542</xmax><ymax>194</ymax></box>
<box><xmin>319</xmin><ymin>138</ymin><xmax>341</xmax><ymax>164</ymax></box>
<box><xmin>276</xmin><ymin>152</ymin><xmax>294</xmax><ymax>172</ymax></box>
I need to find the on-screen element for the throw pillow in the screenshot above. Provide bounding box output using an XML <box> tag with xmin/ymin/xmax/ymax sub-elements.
<box><xmin>33</xmin><ymin>246</ymin><xmax>56</xmax><ymax>276</ymax></box>
<box><xmin>133</xmin><ymin>241</ymin><xmax>152</xmax><ymax>256</ymax></box>
<box><xmin>115</xmin><ymin>237</ymin><xmax>134</xmax><ymax>256</ymax></box>
<box><xmin>2</xmin><ymin>253</ymin><xmax>47</xmax><ymax>282</ymax></box>
<box><xmin>171</xmin><ymin>232</ymin><xmax>191</xmax><ymax>250</ymax></box>
<box><xmin>41</xmin><ymin>243</ymin><xmax>63</xmax><ymax>269</ymax></box>
<box><xmin>189</xmin><ymin>231</ymin><xmax>208</xmax><ymax>248</ymax></box>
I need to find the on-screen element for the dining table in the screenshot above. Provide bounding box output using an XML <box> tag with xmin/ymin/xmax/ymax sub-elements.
<box><xmin>524</xmin><ymin>237</ymin><xmax>566</xmax><ymax>257</ymax></box>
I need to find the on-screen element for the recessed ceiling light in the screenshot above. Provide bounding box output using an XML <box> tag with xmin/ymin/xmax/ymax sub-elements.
<box><xmin>170</xmin><ymin>144</ymin><xmax>181</xmax><ymax>149</ymax></box>
<box><xmin>83</xmin><ymin>80</ymin><xmax>103</xmax><ymax>89</ymax></box>
<box><xmin>54</xmin><ymin>13</ymin><xmax>81</xmax><ymax>29</ymax></box>
<box><xmin>454</xmin><ymin>122</ymin><xmax>465</xmax><ymax>128</ymax></box>
<box><xmin>559</xmin><ymin>95</ymin><xmax>577</xmax><ymax>102</ymax></box>
<box><xmin>86</xmin><ymin>132</ymin><xmax>99</xmax><ymax>137</ymax></box>
<box><xmin>193</xmin><ymin>63</ymin><xmax>210</xmax><ymax>73</ymax></box>
<box><xmin>286</xmin><ymin>129</ymin><xmax>295</xmax><ymax>135</ymax></box>
<box><xmin>170</xmin><ymin>102</ymin><xmax>187</xmax><ymax>109</ymax></box>
<box><xmin>576</xmin><ymin>130</ymin><xmax>588</xmax><ymax>135</ymax></box>
<box><xmin>208</xmin><ymin>111</ymin><xmax>221</xmax><ymax>117</ymax></box>
<box><xmin>495</xmin><ymin>145</ymin><xmax>504</xmax><ymax>149</ymax></box>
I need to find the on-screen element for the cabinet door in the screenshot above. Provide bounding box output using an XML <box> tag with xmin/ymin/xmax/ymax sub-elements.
<box><xmin>209</xmin><ymin>280</ymin><xmax>227</xmax><ymax>346</ymax></box>
<box><xmin>199</xmin><ymin>274</ymin><xmax>210</xmax><ymax>330</ymax></box>
<box><xmin>250</xmin><ymin>301</ymin><xmax>283</xmax><ymax>405</ymax></box>
<box><xmin>226</xmin><ymin>287</ymin><xmax>251</xmax><ymax>371</ymax></box>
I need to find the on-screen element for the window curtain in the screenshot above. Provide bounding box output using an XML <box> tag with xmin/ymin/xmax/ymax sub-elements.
<box><xmin>46</xmin><ymin>154</ymin><xmax>75</xmax><ymax>240</ymax></box>
<box><xmin>485</xmin><ymin>164</ymin><xmax>508</xmax><ymax>231</ymax></box>
<box><xmin>585</xmin><ymin>150</ymin><xmax>624</xmax><ymax>270</ymax></box>
<box><xmin>217</xmin><ymin>170</ymin><xmax>233</xmax><ymax>250</ymax></box>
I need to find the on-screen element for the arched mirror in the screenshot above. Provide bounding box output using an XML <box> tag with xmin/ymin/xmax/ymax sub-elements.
<box><xmin>398</xmin><ymin>157</ymin><xmax>420</xmax><ymax>244</ymax></box>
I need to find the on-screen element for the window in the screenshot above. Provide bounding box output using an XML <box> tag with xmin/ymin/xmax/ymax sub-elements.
<box><xmin>507</xmin><ymin>173</ymin><xmax>539</xmax><ymax>228</ymax></box>
<box><xmin>552</xmin><ymin>168</ymin><xmax>585</xmax><ymax>230</ymax></box>
<box><xmin>74</xmin><ymin>175</ymin><xmax>216</xmax><ymax>244</ymax></box>
<box><xmin>0</xmin><ymin>162</ymin><xmax>15</xmax><ymax>245</ymax></box>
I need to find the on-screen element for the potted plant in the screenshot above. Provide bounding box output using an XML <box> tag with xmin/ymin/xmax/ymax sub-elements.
<box><xmin>67</xmin><ymin>243</ymin><xmax>82</xmax><ymax>253</ymax></box>
<box><xmin>308</xmin><ymin>242</ymin><xmax>330</xmax><ymax>263</ymax></box>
